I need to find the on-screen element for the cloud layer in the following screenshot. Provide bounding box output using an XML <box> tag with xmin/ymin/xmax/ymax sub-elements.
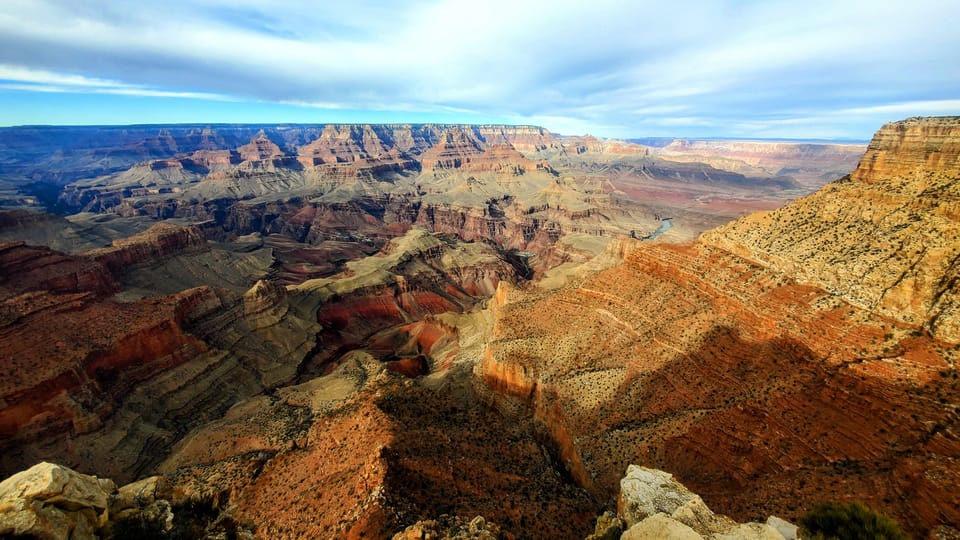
<box><xmin>1</xmin><ymin>0</ymin><xmax>958</xmax><ymax>138</ymax></box>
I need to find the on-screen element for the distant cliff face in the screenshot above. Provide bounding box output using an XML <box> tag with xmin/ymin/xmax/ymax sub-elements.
<box><xmin>852</xmin><ymin>116</ymin><xmax>960</xmax><ymax>182</ymax></box>
<box><xmin>654</xmin><ymin>138</ymin><xmax>864</xmax><ymax>187</ymax></box>
<box><xmin>704</xmin><ymin>116</ymin><xmax>960</xmax><ymax>342</ymax></box>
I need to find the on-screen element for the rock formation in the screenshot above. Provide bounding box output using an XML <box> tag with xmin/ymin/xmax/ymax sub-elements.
<box><xmin>238</xmin><ymin>131</ymin><xmax>285</xmax><ymax>162</ymax></box>
<box><xmin>613</xmin><ymin>465</ymin><xmax>790</xmax><ymax>539</ymax></box>
<box><xmin>0</xmin><ymin>462</ymin><xmax>118</xmax><ymax>539</ymax></box>
<box><xmin>0</xmin><ymin>241</ymin><xmax>118</xmax><ymax>296</ymax></box>
<box><xmin>705</xmin><ymin>116</ymin><xmax>960</xmax><ymax>342</ymax></box>
<box><xmin>0</xmin><ymin>462</ymin><xmax>236</xmax><ymax>540</ymax></box>
<box><xmin>83</xmin><ymin>222</ymin><xmax>207</xmax><ymax>275</ymax></box>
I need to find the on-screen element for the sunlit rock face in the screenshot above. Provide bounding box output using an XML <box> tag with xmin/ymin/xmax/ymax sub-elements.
<box><xmin>704</xmin><ymin>116</ymin><xmax>960</xmax><ymax>343</ymax></box>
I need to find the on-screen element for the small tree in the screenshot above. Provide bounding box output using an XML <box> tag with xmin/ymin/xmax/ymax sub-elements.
<box><xmin>799</xmin><ymin>501</ymin><xmax>908</xmax><ymax>540</ymax></box>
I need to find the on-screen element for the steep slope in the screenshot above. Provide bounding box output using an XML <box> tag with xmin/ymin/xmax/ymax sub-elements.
<box><xmin>705</xmin><ymin>116</ymin><xmax>960</xmax><ymax>342</ymax></box>
<box><xmin>478</xmin><ymin>117</ymin><xmax>960</xmax><ymax>536</ymax></box>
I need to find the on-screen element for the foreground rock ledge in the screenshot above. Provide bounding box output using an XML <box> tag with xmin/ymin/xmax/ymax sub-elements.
<box><xmin>603</xmin><ymin>465</ymin><xmax>795</xmax><ymax>540</ymax></box>
<box><xmin>0</xmin><ymin>462</ymin><xmax>172</xmax><ymax>540</ymax></box>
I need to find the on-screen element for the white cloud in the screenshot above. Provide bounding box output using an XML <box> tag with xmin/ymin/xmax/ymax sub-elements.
<box><xmin>836</xmin><ymin>100</ymin><xmax>960</xmax><ymax>117</ymax></box>
<box><xmin>0</xmin><ymin>64</ymin><xmax>134</xmax><ymax>89</ymax></box>
<box><xmin>0</xmin><ymin>0</ymin><xmax>957</xmax><ymax>137</ymax></box>
<box><xmin>0</xmin><ymin>63</ymin><xmax>236</xmax><ymax>100</ymax></box>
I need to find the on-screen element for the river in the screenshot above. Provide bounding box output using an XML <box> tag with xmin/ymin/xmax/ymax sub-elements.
<box><xmin>647</xmin><ymin>218</ymin><xmax>672</xmax><ymax>240</ymax></box>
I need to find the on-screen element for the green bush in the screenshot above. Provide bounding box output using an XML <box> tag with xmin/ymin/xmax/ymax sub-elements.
<box><xmin>799</xmin><ymin>501</ymin><xmax>908</xmax><ymax>540</ymax></box>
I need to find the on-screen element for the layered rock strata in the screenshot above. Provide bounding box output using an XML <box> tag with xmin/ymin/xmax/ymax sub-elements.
<box><xmin>83</xmin><ymin>222</ymin><xmax>207</xmax><ymax>275</ymax></box>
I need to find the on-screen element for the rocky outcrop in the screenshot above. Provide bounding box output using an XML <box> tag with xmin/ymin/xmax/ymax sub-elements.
<box><xmin>614</xmin><ymin>466</ymin><xmax>788</xmax><ymax>539</ymax></box>
<box><xmin>297</xmin><ymin>124</ymin><xmax>405</xmax><ymax>166</ymax></box>
<box><xmin>83</xmin><ymin>222</ymin><xmax>207</xmax><ymax>276</ymax></box>
<box><xmin>583</xmin><ymin>465</ymin><xmax>797</xmax><ymax>539</ymax></box>
<box><xmin>185</xmin><ymin>148</ymin><xmax>241</xmax><ymax>169</ymax></box>
<box><xmin>0</xmin><ymin>462</ymin><xmax>116</xmax><ymax>539</ymax></box>
<box><xmin>0</xmin><ymin>241</ymin><xmax>118</xmax><ymax>297</ymax></box>
<box><xmin>0</xmin><ymin>462</ymin><xmax>195</xmax><ymax>540</ymax></box>
<box><xmin>238</xmin><ymin>131</ymin><xmax>285</xmax><ymax>162</ymax></box>
<box><xmin>419</xmin><ymin>128</ymin><xmax>533</xmax><ymax>176</ymax></box>
<box><xmin>851</xmin><ymin>116</ymin><xmax>960</xmax><ymax>183</ymax></box>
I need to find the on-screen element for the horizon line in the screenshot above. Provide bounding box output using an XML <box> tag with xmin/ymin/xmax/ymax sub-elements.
<box><xmin>0</xmin><ymin>122</ymin><xmax>872</xmax><ymax>144</ymax></box>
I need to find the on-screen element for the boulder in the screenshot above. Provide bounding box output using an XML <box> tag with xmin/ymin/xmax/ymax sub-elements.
<box><xmin>765</xmin><ymin>516</ymin><xmax>797</xmax><ymax>540</ymax></box>
<box><xmin>0</xmin><ymin>462</ymin><xmax>115</xmax><ymax>540</ymax></box>
<box><xmin>617</xmin><ymin>465</ymin><xmax>727</xmax><ymax>532</ymax></box>
<box><xmin>613</xmin><ymin>465</ymin><xmax>790</xmax><ymax>539</ymax></box>
<box><xmin>621</xmin><ymin>513</ymin><xmax>703</xmax><ymax>540</ymax></box>
<box><xmin>112</xmin><ymin>475</ymin><xmax>172</xmax><ymax>516</ymax></box>
<box><xmin>586</xmin><ymin>510</ymin><xmax>624</xmax><ymax>540</ymax></box>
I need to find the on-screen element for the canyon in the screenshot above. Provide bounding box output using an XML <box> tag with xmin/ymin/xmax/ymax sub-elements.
<box><xmin>0</xmin><ymin>118</ymin><xmax>956</xmax><ymax>538</ymax></box>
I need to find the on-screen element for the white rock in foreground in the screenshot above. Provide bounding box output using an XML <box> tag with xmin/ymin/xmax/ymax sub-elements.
<box><xmin>0</xmin><ymin>462</ymin><xmax>115</xmax><ymax>540</ymax></box>
<box><xmin>614</xmin><ymin>465</ymin><xmax>790</xmax><ymax>540</ymax></box>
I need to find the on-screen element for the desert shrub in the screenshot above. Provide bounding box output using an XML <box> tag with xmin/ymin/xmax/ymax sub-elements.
<box><xmin>799</xmin><ymin>501</ymin><xmax>908</xmax><ymax>540</ymax></box>
<box><xmin>108</xmin><ymin>495</ymin><xmax>221</xmax><ymax>540</ymax></box>
<box><xmin>169</xmin><ymin>495</ymin><xmax>221</xmax><ymax>540</ymax></box>
<box><xmin>109</xmin><ymin>510</ymin><xmax>169</xmax><ymax>540</ymax></box>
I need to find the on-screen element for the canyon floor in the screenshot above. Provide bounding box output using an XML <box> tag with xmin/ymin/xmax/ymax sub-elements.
<box><xmin>2</xmin><ymin>120</ymin><xmax>957</xmax><ymax>538</ymax></box>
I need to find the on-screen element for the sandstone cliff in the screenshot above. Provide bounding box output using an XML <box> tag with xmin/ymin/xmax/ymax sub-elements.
<box><xmin>0</xmin><ymin>241</ymin><xmax>118</xmax><ymax>297</ymax></box>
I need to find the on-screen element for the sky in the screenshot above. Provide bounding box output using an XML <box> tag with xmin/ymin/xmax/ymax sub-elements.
<box><xmin>0</xmin><ymin>0</ymin><xmax>958</xmax><ymax>139</ymax></box>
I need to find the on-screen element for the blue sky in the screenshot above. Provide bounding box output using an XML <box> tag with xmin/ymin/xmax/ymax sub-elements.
<box><xmin>0</xmin><ymin>0</ymin><xmax>958</xmax><ymax>139</ymax></box>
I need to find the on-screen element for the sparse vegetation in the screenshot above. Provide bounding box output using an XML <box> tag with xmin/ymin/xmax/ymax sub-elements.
<box><xmin>799</xmin><ymin>501</ymin><xmax>908</xmax><ymax>540</ymax></box>
<box><xmin>108</xmin><ymin>495</ymin><xmax>222</xmax><ymax>540</ymax></box>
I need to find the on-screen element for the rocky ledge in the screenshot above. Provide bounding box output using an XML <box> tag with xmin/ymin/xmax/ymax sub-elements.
<box><xmin>0</xmin><ymin>462</ymin><xmax>794</xmax><ymax>540</ymax></box>
<box><xmin>0</xmin><ymin>462</ymin><xmax>182</xmax><ymax>540</ymax></box>
<box><xmin>603</xmin><ymin>465</ymin><xmax>796</xmax><ymax>540</ymax></box>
